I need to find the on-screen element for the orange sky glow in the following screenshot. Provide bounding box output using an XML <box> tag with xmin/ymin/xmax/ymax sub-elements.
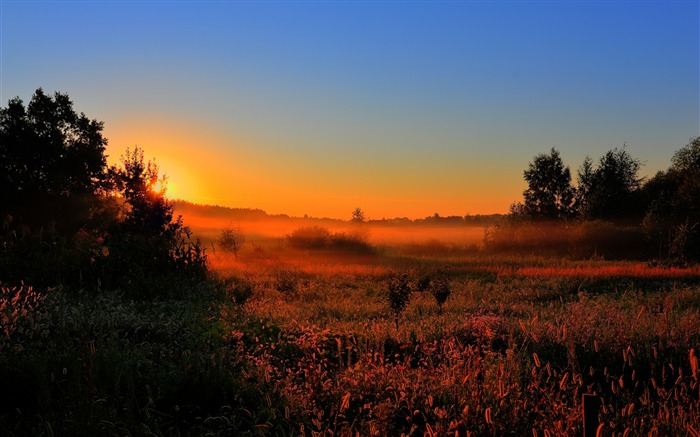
<box><xmin>105</xmin><ymin>116</ymin><xmax>522</xmax><ymax>220</ymax></box>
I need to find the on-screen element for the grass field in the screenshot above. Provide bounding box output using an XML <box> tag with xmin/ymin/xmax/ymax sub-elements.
<box><xmin>2</xmin><ymin>221</ymin><xmax>700</xmax><ymax>436</ymax></box>
<box><xmin>212</xmin><ymin>244</ymin><xmax>700</xmax><ymax>436</ymax></box>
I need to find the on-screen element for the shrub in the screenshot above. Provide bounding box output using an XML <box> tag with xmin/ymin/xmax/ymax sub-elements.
<box><xmin>288</xmin><ymin>226</ymin><xmax>331</xmax><ymax>249</ymax></box>
<box><xmin>288</xmin><ymin>226</ymin><xmax>375</xmax><ymax>254</ymax></box>
<box><xmin>429</xmin><ymin>269</ymin><xmax>451</xmax><ymax>310</ymax></box>
<box><xmin>385</xmin><ymin>271</ymin><xmax>412</xmax><ymax>331</ymax></box>
<box><xmin>329</xmin><ymin>231</ymin><xmax>375</xmax><ymax>254</ymax></box>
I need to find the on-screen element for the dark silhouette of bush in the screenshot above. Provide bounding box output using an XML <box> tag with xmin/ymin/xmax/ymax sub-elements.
<box><xmin>328</xmin><ymin>232</ymin><xmax>375</xmax><ymax>254</ymax></box>
<box><xmin>287</xmin><ymin>226</ymin><xmax>375</xmax><ymax>254</ymax></box>
<box><xmin>385</xmin><ymin>271</ymin><xmax>412</xmax><ymax>331</ymax></box>
<box><xmin>274</xmin><ymin>271</ymin><xmax>299</xmax><ymax>296</ymax></box>
<box><xmin>288</xmin><ymin>226</ymin><xmax>332</xmax><ymax>249</ymax></box>
<box><xmin>415</xmin><ymin>272</ymin><xmax>433</xmax><ymax>292</ymax></box>
<box><xmin>429</xmin><ymin>269</ymin><xmax>451</xmax><ymax>310</ymax></box>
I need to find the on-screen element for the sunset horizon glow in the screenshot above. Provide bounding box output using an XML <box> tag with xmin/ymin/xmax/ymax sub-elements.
<box><xmin>3</xmin><ymin>1</ymin><xmax>698</xmax><ymax>220</ymax></box>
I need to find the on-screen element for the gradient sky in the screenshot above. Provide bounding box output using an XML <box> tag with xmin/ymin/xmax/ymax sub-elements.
<box><xmin>2</xmin><ymin>1</ymin><xmax>698</xmax><ymax>219</ymax></box>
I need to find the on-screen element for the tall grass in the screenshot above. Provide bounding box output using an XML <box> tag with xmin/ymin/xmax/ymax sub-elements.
<box><xmin>3</xmin><ymin>249</ymin><xmax>700</xmax><ymax>435</ymax></box>
<box><xmin>211</xmin><ymin>252</ymin><xmax>700</xmax><ymax>435</ymax></box>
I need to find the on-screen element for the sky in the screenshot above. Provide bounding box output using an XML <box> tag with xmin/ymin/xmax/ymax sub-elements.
<box><xmin>2</xmin><ymin>0</ymin><xmax>698</xmax><ymax>220</ymax></box>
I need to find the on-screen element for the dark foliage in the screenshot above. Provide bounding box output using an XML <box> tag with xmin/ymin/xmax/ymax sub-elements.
<box><xmin>287</xmin><ymin>226</ymin><xmax>375</xmax><ymax>254</ymax></box>
<box><xmin>99</xmin><ymin>147</ymin><xmax>208</xmax><ymax>295</ymax></box>
<box><xmin>0</xmin><ymin>90</ymin><xmax>207</xmax><ymax>294</ymax></box>
<box><xmin>582</xmin><ymin>146</ymin><xmax>644</xmax><ymax>222</ymax></box>
<box><xmin>429</xmin><ymin>269</ymin><xmax>451</xmax><ymax>309</ymax></box>
<box><xmin>519</xmin><ymin>148</ymin><xmax>576</xmax><ymax>221</ymax></box>
<box><xmin>498</xmin><ymin>141</ymin><xmax>700</xmax><ymax>261</ymax></box>
<box><xmin>643</xmin><ymin>137</ymin><xmax>700</xmax><ymax>262</ymax></box>
<box><xmin>0</xmin><ymin>88</ymin><xmax>108</xmax><ymax>232</ymax></box>
<box><xmin>288</xmin><ymin>226</ymin><xmax>332</xmax><ymax>249</ymax></box>
<box><xmin>386</xmin><ymin>271</ymin><xmax>413</xmax><ymax>331</ymax></box>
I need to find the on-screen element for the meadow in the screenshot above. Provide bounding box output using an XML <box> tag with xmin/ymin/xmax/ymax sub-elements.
<box><xmin>2</xmin><ymin>217</ymin><xmax>700</xmax><ymax>436</ymax></box>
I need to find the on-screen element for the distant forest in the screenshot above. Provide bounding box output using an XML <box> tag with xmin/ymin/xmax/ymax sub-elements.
<box><xmin>173</xmin><ymin>200</ymin><xmax>504</xmax><ymax>227</ymax></box>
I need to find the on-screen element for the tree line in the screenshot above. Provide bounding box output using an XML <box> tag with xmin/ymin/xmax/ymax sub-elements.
<box><xmin>502</xmin><ymin>139</ymin><xmax>700</xmax><ymax>262</ymax></box>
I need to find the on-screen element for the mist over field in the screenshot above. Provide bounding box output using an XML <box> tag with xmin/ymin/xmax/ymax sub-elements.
<box><xmin>175</xmin><ymin>204</ymin><xmax>488</xmax><ymax>248</ymax></box>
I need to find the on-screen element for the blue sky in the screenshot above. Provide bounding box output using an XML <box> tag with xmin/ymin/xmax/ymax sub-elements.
<box><xmin>2</xmin><ymin>0</ymin><xmax>698</xmax><ymax>218</ymax></box>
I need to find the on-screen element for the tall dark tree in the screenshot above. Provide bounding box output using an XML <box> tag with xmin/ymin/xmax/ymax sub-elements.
<box><xmin>643</xmin><ymin>137</ymin><xmax>700</xmax><ymax>261</ymax></box>
<box><xmin>646</xmin><ymin>138</ymin><xmax>700</xmax><ymax>229</ymax></box>
<box><xmin>575</xmin><ymin>156</ymin><xmax>595</xmax><ymax>217</ymax></box>
<box><xmin>669</xmin><ymin>137</ymin><xmax>700</xmax><ymax>223</ymax></box>
<box><xmin>113</xmin><ymin>147</ymin><xmax>175</xmax><ymax>237</ymax></box>
<box><xmin>0</xmin><ymin>88</ymin><xmax>108</xmax><ymax>230</ymax></box>
<box><xmin>521</xmin><ymin>148</ymin><xmax>575</xmax><ymax>220</ymax></box>
<box><xmin>583</xmin><ymin>146</ymin><xmax>644</xmax><ymax>222</ymax></box>
<box><xmin>671</xmin><ymin>136</ymin><xmax>700</xmax><ymax>172</ymax></box>
<box><xmin>104</xmin><ymin>147</ymin><xmax>207</xmax><ymax>293</ymax></box>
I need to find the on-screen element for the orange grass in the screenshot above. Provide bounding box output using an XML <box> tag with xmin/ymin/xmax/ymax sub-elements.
<box><xmin>208</xmin><ymin>249</ymin><xmax>390</xmax><ymax>277</ymax></box>
<box><xmin>515</xmin><ymin>264</ymin><xmax>700</xmax><ymax>280</ymax></box>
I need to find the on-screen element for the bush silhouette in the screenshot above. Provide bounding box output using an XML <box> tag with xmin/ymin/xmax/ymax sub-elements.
<box><xmin>288</xmin><ymin>226</ymin><xmax>332</xmax><ymax>249</ymax></box>
<box><xmin>386</xmin><ymin>271</ymin><xmax>412</xmax><ymax>331</ymax></box>
<box><xmin>429</xmin><ymin>269</ymin><xmax>451</xmax><ymax>310</ymax></box>
<box><xmin>287</xmin><ymin>226</ymin><xmax>375</xmax><ymax>254</ymax></box>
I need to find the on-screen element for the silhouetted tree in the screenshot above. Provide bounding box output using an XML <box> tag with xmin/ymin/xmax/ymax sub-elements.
<box><xmin>218</xmin><ymin>224</ymin><xmax>245</xmax><ymax>259</ymax></box>
<box><xmin>669</xmin><ymin>138</ymin><xmax>700</xmax><ymax>225</ymax></box>
<box><xmin>386</xmin><ymin>272</ymin><xmax>412</xmax><ymax>331</ymax></box>
<box><xmin>113</xmin><ymin>147</ymin><xmax>175</xmax><ymax>237</ymax></box>
<box><xmin>521</xmin><ymin>148</ymin><xmax>575</xmax><ymax>220</ymax></box>
<box><xmin>671</xmin><ymin>136</ymin><xmax>700</xmax><ymax>173</ymax></box>
<box><xmin>0</xmin><ymin>88</ymin><xmax>108</xmax><ymax>231</ymax></box>
<box><xmin>0</xmin><ymin>89</ymin><xmax>114</xmax><ymax>287</ymax></box>
<box><xmin>105</xmin><ymin>147</ymin><xmax>207</xmax><ymax>294</ymax></box>
<box><xmin>643</xmin><ymin>137</ymin><xmax>700</xmax><ymax>261</ymax></box>
<box><xmin>351</xmin><ymin>207</ymin><xmax>366</xmax><ymax>223</ymax></box>
<box><xmin>575</xmin><ymin>156</ymin><xmax>595</xmax><ymax>217</ymax></box>
<box><xmin>583</xmin><ymin>146</ymin><xmax>644</xmax><ymax>222</ymax></box>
